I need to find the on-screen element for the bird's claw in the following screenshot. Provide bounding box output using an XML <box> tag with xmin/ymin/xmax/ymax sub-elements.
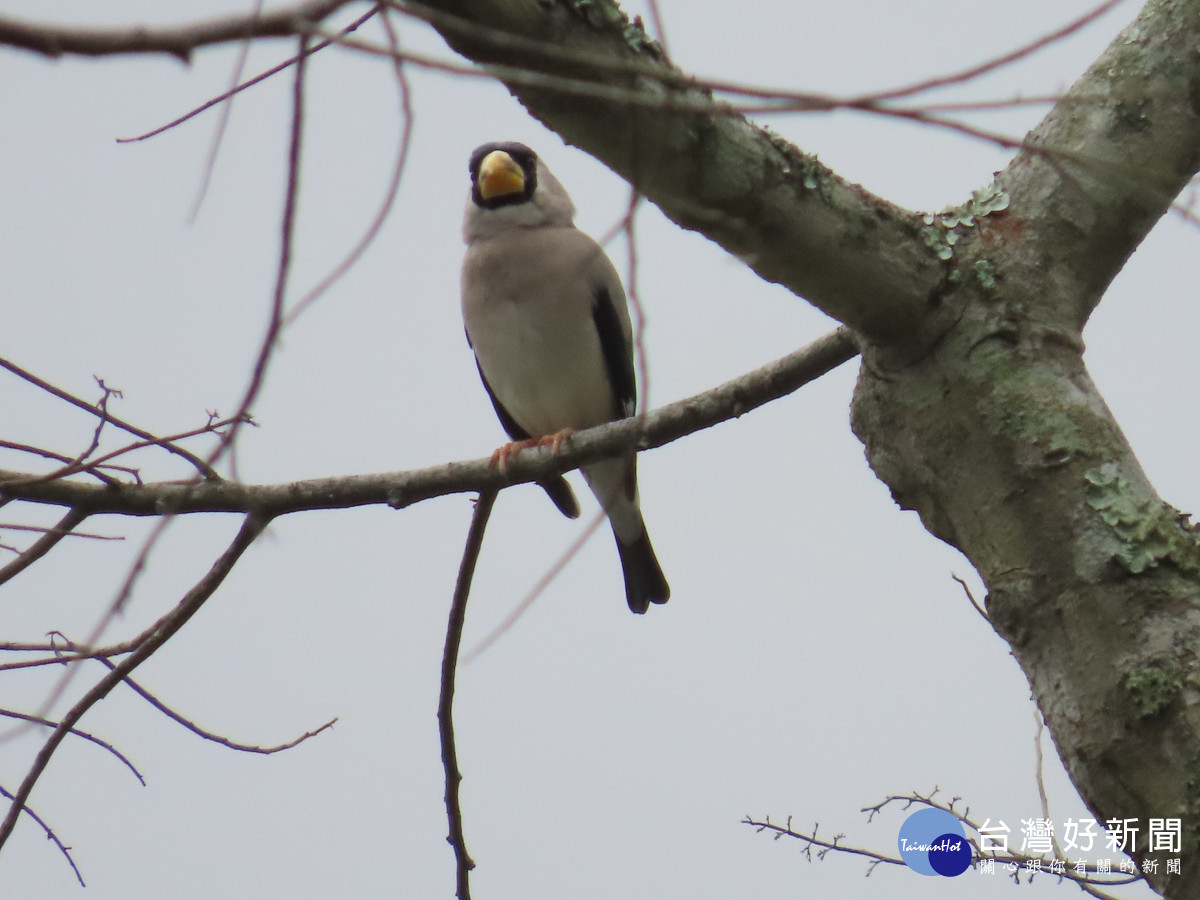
<box><xmin>490</xmin><ymin>438</ymin><xmax>537</xmax><ymax>473</ymax></box>
<box><xmin>539</xmin><ymin>428</ymin><xmax>573</xmax><ymax>456</ymax></box>
<box><xmin>489</xmin><ymin>429</ymin><xmax>574</xmax><ymax>474</ymax></box>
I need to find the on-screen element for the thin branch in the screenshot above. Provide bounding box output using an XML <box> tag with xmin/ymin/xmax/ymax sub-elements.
<box><xmin>751</xmin><ymin>788</ymin><xmax>1142</xmax><ymax>895</ymax></box>
<box><xmin>0</xmin><ymin>784</ymin><xmax>84</xmax><ymax>887</ymax></box>
<box><xmin>119</xmin><ymin>7</ymin><xmax>380</xmax><ymax>143</ymax></box>
<box><xmin>0</xmin><ymin>653</ymin><xmax>119</xmax><ymax>675</ymax></box>
<box><xmin>0</xmin><ymin>513</ymin><xmax>270</xmax><ymax>854</ymax></box>
<box><xmin>860</xmin><ymin>790</ymin><xmax>1141</xmax><ymax>894</ymax></box>
<box><xmin>440</xmin><ymin>489</ymin><xmax>497</xmax><ymax>899</ymax></box>
<box><xmin>1</xmin><ymin>328</ymin><xmax>860</xmax><ymax>518</ymax></box>
<box><xmin>462</xmin><ymin>508</ymin><xmax>607</xmax><ymax>664</ymax></box>
<box><xmin>951</xmin><ymin>572</ymin><xmax>989</xmax><ymax>622</ymax></box>
<box><xmin>384</xmin><ymin>1</ymin><xmax>1111</xmax><ymax>149</ymax></box>
<box><xmin>856</xmin><ymin>0</ymin><xmax>1130</xmax><ymax>104</ymax></box>
<box><xmin>744</xmin><ymin>814</ymin><xmax>904</xmax><ymax>869</ymax></box>
<box><xmin>47</xmin><ymin>377</ymin><xmax>122</xmax><ymax>484</ymax></box>
<box><xmin>0</xmin><ymin>509</ymin><xmax>89</xmax><ymax>587</ymax></box>
<box><xmin>0</xmin><ymin>0</ymin><xmax>355</xmax><ymax>61</ymax></box>
<box><xmin>1</xmin><ymin>415</ymin><xmax>247</xmax><ymax>492</ymax></box>
<box><xmin>643</xmin><ymin>0</ymin><xmax>669</xmax><ymax>58</ymax></box>
<box><xmin>75</xmin><ymin>415</ymin><xmax>249</xmax><ymax>475</ymax></box>
<box><xmin>618</xmin><ymin>192</ymin><xmax>651</xmax><ymax>412</ymax></box>
<box><xmin>0</xmin><ymin>356</ymin><xmax>218</xmax><ymax>480</ymax></box>
<box><xmin>0</xmin><ymin>709</ymin><xmax>144</xmax><ymax>785</ymax></box>
<box><xmin>304</xmin><ymin>20</ymin><xmax>1170</xmax><ymax>245</ymax></box>
<box><xmin>188</xmin><ymin>0</ymin><xmax>267</xmax><ymax>221</ymax></box>
<box><xmin>0</xmin><ymin>440</ymin><xmax>133</xmax><ymax>486</ymax></box>
<box><xmin>209</xmin><ymin>33</ymin><xmax>308</xmax><ymax>473</ymax></box>
<box><xmin>1031</xmin><ymin>710</ymin><xmax>1079</xmax><ymax>886</ymax></box>
<box><xmin>94</xmin><ymin>658</ymin><xmax>337</xmax><ymax>754</ymax></box>
<box><xmin>283</xmin><ymin>2</ymin><xmax>416</xmax><ymax>326</ymax></box>
<box><xmin>0</xmin><ymin>522</ymin><xmax>116</xmax><ymax>541</ymax></box>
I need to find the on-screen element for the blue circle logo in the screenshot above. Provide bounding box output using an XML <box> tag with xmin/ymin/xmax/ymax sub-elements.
<box><xmin>897</xmin><ymin>808</ymin><xmax>972</xmax><ymax>877</ymax></box>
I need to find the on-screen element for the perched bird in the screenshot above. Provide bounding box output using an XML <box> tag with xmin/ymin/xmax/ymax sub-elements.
<box><xmin>460</xmin><ymin>141</ymin><xmax>670</xmax><ymax>614</ymax></box>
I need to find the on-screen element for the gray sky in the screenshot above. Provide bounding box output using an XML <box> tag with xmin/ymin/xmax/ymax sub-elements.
<box><xmin>0</xmin><ymin>1</ymin><xmax>1189</xmax><ymax>897</ymax></box>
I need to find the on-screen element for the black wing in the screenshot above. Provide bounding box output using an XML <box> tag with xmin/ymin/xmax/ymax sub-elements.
<box><xmin>468</xmin><ymin>339</ymin><xmax>580</xmax><ymax>520</ymax></box>
<box><xmin>473</xmin><ymin>356</ymin><xmax>531</xmax><ymax>444</ymax></box>
<box><xmin>591</xmin><ymin>285</ymin><xmax>636</xmax><ymax>421</ymax></box>
<box><xmin>591</xmin><ymin>285</ymin><xmax>639</xmax><ymax>501</ymax></box>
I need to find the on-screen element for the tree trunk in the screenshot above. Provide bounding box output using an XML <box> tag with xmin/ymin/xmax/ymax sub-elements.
<box><xmin>416</xmin><ymin>0</ymin><xmax>1200</xmax><ymax>893</ymax></box>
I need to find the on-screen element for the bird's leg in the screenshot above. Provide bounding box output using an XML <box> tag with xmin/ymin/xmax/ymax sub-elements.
<box><xmin>489</xmin><ymin>429</ymin><xmax>575</xmax><ymax>474</ymax></box>
<box><xmin>489</xmin><ymin>438</ymin><xmax>540</xmax><ymax>473</ymax></box>
<box><xmin>537</xmin><ymin>428</ymin><xmax>574</xmax><ymax>456</ymax></box>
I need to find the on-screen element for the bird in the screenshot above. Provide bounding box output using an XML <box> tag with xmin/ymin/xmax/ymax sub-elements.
<box><xmin>460</xmin><ymin>141</ymin><xmax>670</xmax><ymax>614</ymax></box>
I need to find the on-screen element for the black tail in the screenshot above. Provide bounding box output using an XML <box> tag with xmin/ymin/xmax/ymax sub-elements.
<box><xmin>539</xmin><ymin>476</ymin><xmax>580</xmax><ymax>519</ymax></box>
<box><xmin>615</xmin><ymin>527</ymin><xmax>670</xmax><ymax>614</ymax></box>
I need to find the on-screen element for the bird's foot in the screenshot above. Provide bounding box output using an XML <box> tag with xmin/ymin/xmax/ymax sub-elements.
<box><xmin>490</xmin><ymin>438</ymin><xmax>539</xmax><ymax>474</ymax></box>
<box><xmin>489</xmin><ymin>429</ymin><xmax>574</xmax><ymax>473</ymax></box>
<box><xmin>537</xmin><ymin>428</ymin><xmax>574</xmax><ymax>456</ymax></box>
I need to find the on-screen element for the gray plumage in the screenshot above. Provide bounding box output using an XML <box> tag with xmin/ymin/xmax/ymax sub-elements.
<box><xmin>461</xmin><ymin>142</ymin><xmax>670</xmax><ymax>613</ymax></box>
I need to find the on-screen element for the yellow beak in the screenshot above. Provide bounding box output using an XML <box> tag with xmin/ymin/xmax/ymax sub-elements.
<box><xmin>478</xmin><ymin>150</ymin><xmax>526</xmax><ymax>200</ymax></box>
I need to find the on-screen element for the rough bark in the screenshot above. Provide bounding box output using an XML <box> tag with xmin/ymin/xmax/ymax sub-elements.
<box><xmin>410</xmin><ymin>0</ymin><xmax>1200</xmax><ymax>894</ymax></box>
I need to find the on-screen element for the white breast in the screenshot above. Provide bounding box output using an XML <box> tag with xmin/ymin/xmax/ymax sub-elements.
<box><xmin>462</xmin><ymin>225</ymin><xmax>630</xmax><ymax>437</ymax></box>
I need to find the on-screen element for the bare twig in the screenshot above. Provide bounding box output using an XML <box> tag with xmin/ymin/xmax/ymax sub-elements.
<box><xmin>118</xmin><ymin>7</ymin><xmax>381</xmax><ymax>143</ymax></box>
<box><xmin>0</xmin><ymin>509</ymin><xmax>90</xmax><ymax>587</ymax></box>
<box><xmin>0</xmin><ymin>0</ymin><xmax>355</xmax><ymax>61</ymax></box>
<box><xmin>1</xmin><ymin>415</ymin><xmax>247</xmax><ymax>492</ymax></box>
<box><xmin>856</xmin><ymin>0</ymin><xmax>1130</xmax><ymax>104</ymax></box>
<box><xmin>643</xmin><ymin>0</ymin><xmax>669</xmax><ymax>58</ymax></box>
<box><xmin>93</xmin><ymin>659</ymin><xmax>337</xmax><ymax>754</ymax></box>
<box><xmin>0</xmin><ymin>513</ymin><xmax>270</xmax><ymax>854</ymax></box>
<box><xmin>0</xmin><ymin>356</ymin><xmax>218</xmax><ymax>480</ymax></box>
<box><xmin>0</xmin><ymin>709</ymin><xmax>144</xmax><ymax>784</ymax></box>
<box><xmin>1</xmin><ymin>329</ymin><xmax>860</xmax><ymax>518</ymax></box>
<box><xmin>283</xmin><ymin>2</ymin><xmax>416</xmax><ymax>325</ymax></box>
<box><xmin>0</xmin><ymin>784</ymin><xmax>84</xmax><ymax>886</ymax></box>
<box><xmin>951</xmin><ymin>572</ymin><xmax>989</xmax><ymax>622</ymax></box>
<box><xmin>189</xmin><ymin>0</ymin><xmax>267</xmax><ymax>220</ymax></box>
<box><xmin>616</xmin><ymin>191</ymin><xmax>651</xmax><ymax>413</ymax></box>
<box><xmin>381</xmin><ymin>1</ymin><xmax>1112</xmax><ymax>150</ymax></box>
<box><xmin>462</xmin><ymin>508</ymin><xmax>607</xmax><ymax>664</ymax></box>
<box><xmin>752</xmin><ymin>788</ymin><xmax>1143</xmax><ymax>896</ymax></box>
<box><xmin>744</xmin><ymin>814</ymin><xmax>904</xmax><ymax>870</ymax></box>
<box><xmin>440</xmin><ymin>489</ymin><xmax>497</xmax><ymax>899</ymax></box>
<box><xmin>0</xmin><ymin>521</ymin><xmax>116</xmax><ymax>541</ymax></box>
<box><xmin>207</xmin><ymin>34</ymin><xmax>309</xmax><ymax>480</ymax></box>
<box><xmin>209</xmin><ymin>34</ymin><xmax>308</xmax><ymax>474</ymax></box>
<box><xmin>0</xmin><ymin>439</ymin><xmax>133</xmax><ymax>486</ymax></box>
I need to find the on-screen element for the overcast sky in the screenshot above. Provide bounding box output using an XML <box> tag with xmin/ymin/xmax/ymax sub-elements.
<box><xmin>0</xmin><ymin>1</ymin><xmax>1192</xmax><ymax>898</ymax></box>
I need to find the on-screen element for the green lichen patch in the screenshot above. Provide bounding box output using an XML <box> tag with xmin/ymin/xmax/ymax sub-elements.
<box><xmin>973</xmin><ymin>258</ymin><xmax>998</xmax><ymax>291</ymax></box>
<box><xmin>1125</xmin><ymin>665</ymin><xmax>1182</xmax><ymax>717</ymax></box>
<box><xmin>921</xmin><ymin>219</ymin><xmax>957</xmax><ymax>260</ymax></box>
<box><xmin>776</xmin><ymin>148</ymin><xmax>830</xmax><ymax>198</ymax></box>
<box><xmin>920</xmin><ymin>180</ymin><xmax>1010</xmax><ymax>262</ymax></box>
<box><xmin>983</xmin><ymin>366</ymin><xmax>1090</xmax><ymax>463</ymax></box>
<box><xmin>1085</xmin><ymin>467</ymin><xmax>1200</xmax><ymax>575</ymax></box>
<box><xmin>968</xmin><ymin>181</ymin><xmax>1012</xmax><ymax>218</ymax></box>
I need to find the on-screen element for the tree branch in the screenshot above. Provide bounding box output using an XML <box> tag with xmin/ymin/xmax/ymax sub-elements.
<box><xmin>0</xmin><ymin>0</ymin><xmax>356</xmax><ymax>62</ymax></box>
<box><xmin>0</xmin><ymin>509</ymin><xmax>89</xmax><ymax>587</ymax></box>
<box><xmin>0</xmin><ymin>785</ymin><xmax>85</xmax><ymax>887</ymax></box>
<box><xmin>992</xmin><ymin>0</ymin><xmax>1200</xmax><ymax>332</ymax></box>
<box><xmin>0</xmin><ymin>356</ymin><xmax>218</xmax><ymax>480</ymax></box>
<box><xmin>408</xmin><ymin>0</ymin><xmax>946</xmax><ymax>348</ymax></box>
<box><xmin>0</xmin><ymin>513</ymin><xmax>270</xmax><ymax>854</ymax></box>
<box><xmin>0</xmin><ymin>328</ymin><xmax>857</xmax><ymax>518</ymax></box>
<box><xmin>438</xmin><ymin>490</ymin><xmax>496</xmax><ymax>899</ymax></box>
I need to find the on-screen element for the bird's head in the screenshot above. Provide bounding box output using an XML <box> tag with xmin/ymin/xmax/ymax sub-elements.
<box><xmin>464</xmin><ymin>142</ymin><xmax>576</xmax><ymax>240</ymax></box>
